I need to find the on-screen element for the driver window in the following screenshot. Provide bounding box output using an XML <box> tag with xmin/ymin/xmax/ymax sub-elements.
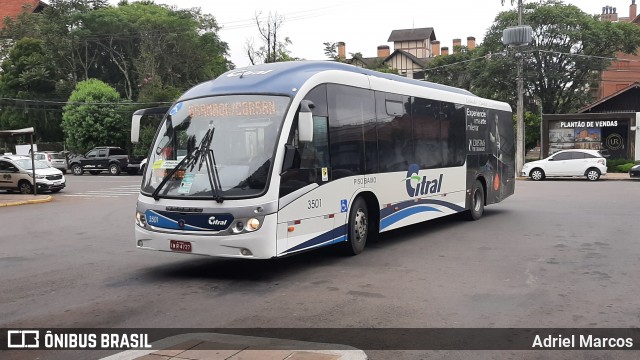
<box><xmin>279</xmin><ymin>85</ymin><xmax>329</xmax><ymax>198</ymax></box>
<box><xmin>98</xmin><ymin>149</ymin><xmax>107</xmax><ymax>157</ymax></box>
<box><xmin>86</xmin><ymin>150</ymin><xmax>97</xmax><ymax>158</ymax></box>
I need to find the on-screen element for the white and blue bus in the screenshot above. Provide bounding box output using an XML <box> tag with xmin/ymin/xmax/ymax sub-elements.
<box><xmin>131</xmin><ymin>61</ymin><xmax>514</xmax><ymax>259</ymax></box>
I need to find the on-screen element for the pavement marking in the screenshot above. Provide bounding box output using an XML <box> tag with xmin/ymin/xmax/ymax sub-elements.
<box><xmin>62</xmin><ymin>194</ymin><xmax>120</xmax><ymax>198</ymax></box>
<box><xmin>62</xmin><ymin>185</ymin><xmax>141</xmax><ymax>198</ymax></box>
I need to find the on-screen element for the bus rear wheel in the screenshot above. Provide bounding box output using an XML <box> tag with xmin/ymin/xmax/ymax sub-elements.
<box><xmin>343</xmin><ymin>197</ymin><xmax>369</xmax><ymax>255</ymax></box>
<box><xmin>467</xmin><ymin>180</ymin><xmax>485</xmax><ymax>221</ymax></box>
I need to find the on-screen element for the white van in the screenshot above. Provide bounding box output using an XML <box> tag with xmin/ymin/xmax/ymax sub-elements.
<box><xmin>0</xmin><ymin>155</ymin><xmax>66</xmax><ymax>193</ymax></box>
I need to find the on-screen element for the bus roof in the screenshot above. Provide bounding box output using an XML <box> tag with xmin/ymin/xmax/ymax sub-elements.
<box><xmin>178</xmin><ymin>61</ymin><xmax>477</xmax><ymax>101</ymax></box>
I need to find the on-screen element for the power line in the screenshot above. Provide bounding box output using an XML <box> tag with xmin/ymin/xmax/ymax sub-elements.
<box><xmin>425</xmin><ymin>49</ymin><xmax>640</xmax><ymax>72</ymax></box>
<box><xmin>0</xmin><ymin>97</ymin><xmax>172</xmax><ymax>106</ymax></box>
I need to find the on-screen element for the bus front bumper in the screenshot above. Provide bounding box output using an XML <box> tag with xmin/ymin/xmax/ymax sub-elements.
<box><xmin>134</xmin><ymin>213</ymin><xmax>278</xmax><ymax>259</ymax></box>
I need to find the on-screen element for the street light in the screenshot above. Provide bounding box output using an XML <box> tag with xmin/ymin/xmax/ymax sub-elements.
<box><xmin>502</xmin><ymin>0</ymin><xmax>532</xmax><ymax>177</ymax></box>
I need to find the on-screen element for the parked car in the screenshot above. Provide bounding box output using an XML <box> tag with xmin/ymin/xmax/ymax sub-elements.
<box><xmin>630</xmin><ymin>164</ymin><xmax>640</xmax><ymax>179</ymax></box>
<box><xmin>33</xmin><ymin>151</ymin><xmax>68</xmax><ymax>174</ymax></box>
<box><xmin>521</xmin><ymin>149</ymin><xmax>607</xmax><ymax>181</ymax></box>
<box><xmin>0</xmin><ymin>155</ymin><xmax>66</xmax><ymax>193</ymax></box>
<box><xmin>68</xmin><ymin>147</ymin><xmax>143</xmax><ymax>176</ymax></box>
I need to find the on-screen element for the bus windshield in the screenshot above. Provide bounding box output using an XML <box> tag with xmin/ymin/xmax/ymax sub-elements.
<box><xmin>141</xmin><ymin>95</ymin><xmax>290</xmax><ymax>199</ymax></box>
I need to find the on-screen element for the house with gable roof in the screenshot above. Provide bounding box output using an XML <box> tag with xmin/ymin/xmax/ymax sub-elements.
<box><xmin>337</xmin><ymin>28</ymin><xmax>476</xmax><ymax>80</ymax></box>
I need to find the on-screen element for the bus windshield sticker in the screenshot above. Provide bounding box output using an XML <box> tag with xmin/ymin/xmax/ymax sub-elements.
<box><xmin>178</xmin><ymin>173</ymin><xmax>195</xmax><ymax>194</ymax></box>
<box><xmin>322</xmin><ymin>167</ymin><xmax>328</xmax><ymax>181</ymax></box>
<box><xmin>340</xmin><ymin>200</ymin><xmax>348</xmax><ymax>213</ymax></box>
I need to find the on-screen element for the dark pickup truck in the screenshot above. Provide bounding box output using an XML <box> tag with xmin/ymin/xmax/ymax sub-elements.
<box><xmin>68</xmin><ymin>147</ymin><xmax>143</xmax><ymax>176</ymax></box>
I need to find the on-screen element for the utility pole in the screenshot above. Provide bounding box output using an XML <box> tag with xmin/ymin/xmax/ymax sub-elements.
<box><xmin>502</xmin><ymin>0</ymin><xmax>530</xmax><ymax>176</ymax></box>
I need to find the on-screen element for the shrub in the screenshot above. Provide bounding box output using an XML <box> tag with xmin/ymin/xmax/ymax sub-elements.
<box><xmin>616</xmin><ymin>163</ymin><xmax>635</xmax><ymax>173</ymax></box>
<box><xmin>606</xmin><ymin>158</ymin><xmax>632</xmax><ymax>172</ymax></box>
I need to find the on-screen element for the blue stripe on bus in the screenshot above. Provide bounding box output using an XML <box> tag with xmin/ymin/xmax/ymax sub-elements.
<box><xmin>379</xmin><ymin>198</ymin><xmax>465</xmax><ymax>219</ymax></box>
<box><xmin>380</xmin><ymin>205</ymin><xmax>442</xmax><ymax>230</ymax></box>
<box><xmin>283</xmin><ymin>224</ymin><xmax>348</xmax><ymax>254</ymax></box>
<box><xmin>145</xmin><ymin>210</ymin><xmax>207</xmax><ymax>231</ymax></box>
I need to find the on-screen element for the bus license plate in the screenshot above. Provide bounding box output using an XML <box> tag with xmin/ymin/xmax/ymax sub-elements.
<box><xmin>170</xmin><ymin>240</ymin><xmax>192</xmax><ymax>252</ymax></box>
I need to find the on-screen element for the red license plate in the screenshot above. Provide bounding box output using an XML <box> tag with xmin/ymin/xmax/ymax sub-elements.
<box><xmin>170</xmin><ymin>240</ymin><xmax>192</xmax><ymax>252</ymax></box>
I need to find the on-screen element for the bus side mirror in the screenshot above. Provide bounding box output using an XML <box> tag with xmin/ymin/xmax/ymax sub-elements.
<box><xmin>298</xmin><ymin>100</ymin><xmax>315</xmax><ymax>142</ymax></box>
<box><xmin>131</xmin><ymin>114</ymin><xmax>142</xmax><ymax>143</ymax></box>
<box><xmin>131</xmin><ymin>106</ymin><xmax>171</xmax><ymax>144</ymax></box>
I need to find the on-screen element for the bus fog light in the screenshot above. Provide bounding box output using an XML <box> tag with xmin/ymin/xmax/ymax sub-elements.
<box><xmin>246</xmin><ymin>218</ymin><xmax>261</xmax><ymax>231</ymax></box>
<box><xmin>240</xmin><ymin>248</ymin><xmax>252</xmax><ymax>256</ymax></box>
<box><xmin>137</xmin><ymin>240</ymin><xmax>143</xmax><ymax>247</ymax></box>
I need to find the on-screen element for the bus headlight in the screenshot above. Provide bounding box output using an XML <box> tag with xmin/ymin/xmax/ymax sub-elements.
<box><xmin>229</xmin><ymin>216</ymin><xmax>264</xmax><ymax>234</ymax></box>
<box><xmin>246</xmin><ymin>218</ymin><xmax>261</xmax><ymax>231</ymax></box>
<box><xmin>135</xmin><ymin>211</ymin><xmax>147</xmax><ymax>228</ymax></box>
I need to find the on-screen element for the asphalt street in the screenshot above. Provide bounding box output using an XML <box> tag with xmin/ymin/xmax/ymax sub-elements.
<box><xmin>1</xmin><ymin>175</ymin><xmax>639</xmax><ymax>359</ymax></box>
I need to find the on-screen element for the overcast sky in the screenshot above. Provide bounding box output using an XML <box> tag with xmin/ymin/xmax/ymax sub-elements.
<box><xmin>108</xmin><ymin>0</ymin><xmax>636</xmax><ymax>67</ymax></box>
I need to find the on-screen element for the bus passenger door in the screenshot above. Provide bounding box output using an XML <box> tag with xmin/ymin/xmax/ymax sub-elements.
<box><xmin>277</xmin><ymin>114</ymin><xmax>333</xmax><ymax>255</ymax></box>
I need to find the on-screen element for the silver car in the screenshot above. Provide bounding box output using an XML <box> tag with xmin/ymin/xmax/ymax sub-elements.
<box><xmin>34</xmin><ymin>152</ymin><xmax>68</xmax><ymax>174</ymax></box>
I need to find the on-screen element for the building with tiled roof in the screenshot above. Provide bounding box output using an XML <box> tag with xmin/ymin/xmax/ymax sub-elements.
<box><xmin>596</xmin><ymin>1</ymin><xmax>640</xmax><ymax>99</ymax></box>
<box><xmin>0</xmin><ymin>0</ymin><xmax>47</xmax><ymax>29</ymax></box>
<box><xmin>338</xmin><ymin>28</ymin><xmax>475</xmax><ymax>80</ymax></box>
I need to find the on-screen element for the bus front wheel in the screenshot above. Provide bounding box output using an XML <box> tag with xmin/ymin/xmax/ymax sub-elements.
<box><xmin>467</xmin><ymin>180</ymin><xmax>485</xmax><ymax>221</ymax></box>
<box><xmin>343</xmin><ymin>197</ymin><xmax>369</xmax><ymax>255</ymax></box>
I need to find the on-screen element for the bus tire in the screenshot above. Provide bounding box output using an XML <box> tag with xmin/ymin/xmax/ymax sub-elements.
<box><xmin>467</xmin><ymin>180</ymin><xmax>485</xmax><ymax>221</ymax></box>
<box><xmin>343</xmin><ymin>197</ymin><xmax>369</xmax><ymax>255</ymax></box>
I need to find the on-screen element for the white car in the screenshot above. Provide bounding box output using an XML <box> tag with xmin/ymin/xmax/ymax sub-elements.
<box><xmin>521</xmin><ymin>149</ymin><xmax>607</xmax><ymax>181</ymax></box>
<box><xmin>0</xmin><ymin>155</ymin><xmax>66</xmax><ymax>193</ymax></box>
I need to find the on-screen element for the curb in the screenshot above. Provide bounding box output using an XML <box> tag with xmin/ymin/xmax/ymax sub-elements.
<box><xmin>0</xmin><ymin>195</ymin><xmax>53</xmax><ymax>207</ymax></box>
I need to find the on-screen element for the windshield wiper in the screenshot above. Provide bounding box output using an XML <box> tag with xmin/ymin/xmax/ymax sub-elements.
<box><xmin>151</xmin><ymin>128</ymin><xmax>210</xmax><ymax>200</ymax></box>
<box><xmin>190</xmin><ymin>128</ymin><xmax>224</xmax><ymax>203</ymax></box>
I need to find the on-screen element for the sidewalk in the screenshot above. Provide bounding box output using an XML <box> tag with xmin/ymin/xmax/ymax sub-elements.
<box><xmin>101</xmin><ymin>332</ymin><xmax>367</xmax><ymax>360</ymax></box>
<box><xmin>0</xmin><ymin>193</ymin><xmax>52</xmax><ymax>207</ymax></box>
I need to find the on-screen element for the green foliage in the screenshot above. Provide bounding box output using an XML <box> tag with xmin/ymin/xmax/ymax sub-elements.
<box><xmin>0</xmin><ymin>38</ymin><xmax>63</xmax><ymax>141</ymax></box>
<box><xmin>524</xmin><ymin>110</ymin><xmax>541</xmax><ymax>151</ymax></box>
<box><xmin>425</xmin><ymin>1</ymin><xmax>640</xmax><ymax>115</ymax></box>
<box><xmin>61</xmin><ymin>79</ymin><xmax>128</xmax><ymax>153</ymax></box>
<box><xmin>323</xmin><ymin>42</ymin><xmax>339</xmax><ymax>60</ymax></box>
<box><xmin>615</xmin><ymin>163</ymin><xmax>635</xmax><ymax>173</ymax></box>
<box><xmin>606</xmin><ymin>158</ymin><xmax>635</xmax><ymax>172</ymax></box>
<box><xmin>0</xmin><ymin>0</ymin><xmax>233</xmax><ymax>145</ymax></box>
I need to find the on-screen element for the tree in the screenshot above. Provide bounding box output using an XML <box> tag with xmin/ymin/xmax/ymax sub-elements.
<box><xmin>323</xmin><ymin>42</ymin><xmax>339</xmax><ymax>60</ymax></box>
<box><xmin>245</xmin><ymin>12</ymin><xmax>301</xmax><ymax>64</ymax></box>
<box><xmin>0</xmin><ymin>38</ymin><xmax>62</xmax><ymax>141</ymax></box>
<box><xmin>61</xmin><ymin>79</ymin><xmax>128</xmax><ymax>152</ymax></box>
<box><xmin>425</xmin><ymin>1</ymin><xmax>640</xmax><ymax>149</ymax></box>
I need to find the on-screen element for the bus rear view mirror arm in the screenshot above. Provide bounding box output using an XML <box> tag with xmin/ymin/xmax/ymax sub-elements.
<box><xmin>298</xmin><ymin>100</ymin><xmax>315</xmax><ymax>142</ymax></box>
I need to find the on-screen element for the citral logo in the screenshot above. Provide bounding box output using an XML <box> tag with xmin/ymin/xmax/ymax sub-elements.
<box><xmin>208</xmin><ymin>216</ymin><xmax>228</xmax><ymax>226</ymax></box>
<box><xmin>227</xmin><ymin>69</ymin><xmax>273</xmax><ymax>77</ymax></box>
<box><xmin>403</xmin><ymin>164</ymin><xmax>443</xmax><ymax>197</ymax></box>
